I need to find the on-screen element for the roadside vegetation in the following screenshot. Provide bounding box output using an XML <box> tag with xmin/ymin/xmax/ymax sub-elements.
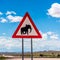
<box><xmin>23</xmin><ymin>51</ymin><xmax>60</xmax><ymax>58</ymax></box>
<box><xmin>1</xmin><ymin>51</ymin><xmax>60</xmax><ymax>59</ymax></box>
<box><xmin>0</xmin><ymin>56</ymin><xmax>6</xmax><ymax>60</ymax></box>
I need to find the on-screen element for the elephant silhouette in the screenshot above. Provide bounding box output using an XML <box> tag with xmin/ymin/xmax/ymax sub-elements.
<box><xmin>21</xmin><ymin>24</ymin><xmax>32</xmax><ymax>35</ymax></box>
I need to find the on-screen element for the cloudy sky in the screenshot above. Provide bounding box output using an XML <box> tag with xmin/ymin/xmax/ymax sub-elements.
<box><xmin>0</xmin><ymin>0</ymin><xmax>60</xmax><ymax>52</ymax></box>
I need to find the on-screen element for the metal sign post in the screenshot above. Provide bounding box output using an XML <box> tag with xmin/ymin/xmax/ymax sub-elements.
<box><xmin>22</xmin><ymin>38</ymin><xmax>33</xmax><ymax>60</ymax></box>
<box><xmin>31</xmin><ymin>38</ymin><xmax>33</xmax><ymax>60</ymax></box>
<box><xmin>22</xmin><ymin>38</ymin><xmax>24</xmax><ymax>60</ymax></box>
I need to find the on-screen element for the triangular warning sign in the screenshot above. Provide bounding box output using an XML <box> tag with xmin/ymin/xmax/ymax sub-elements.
<box><xmin>12</xmin><ymin>12</ymin><xmax>42</xmax><ymax>38</ymax></box>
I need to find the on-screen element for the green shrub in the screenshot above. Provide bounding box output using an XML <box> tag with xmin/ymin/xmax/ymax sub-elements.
<box><xmin>0</xmin><ymin>56</ymin><xmax>6</xmax><ymax>60</ymax></box>
<box><xmin>57</xmin><ymin>54</ymin><xmax>60</xmax><ymax>58</ymax></box>
<box><xmin>40</xmin><ymin>54</ymin><xmax>44</xmax><ymax>57</ymax></box>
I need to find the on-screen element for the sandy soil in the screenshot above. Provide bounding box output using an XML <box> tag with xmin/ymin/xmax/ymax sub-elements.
<box><xmin>7</xmin><ymin>58</ymin><xmax>60</xmax><ymax>60</ymax></box>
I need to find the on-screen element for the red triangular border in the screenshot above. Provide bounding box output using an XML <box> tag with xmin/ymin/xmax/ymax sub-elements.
<box><xmin>12</xmin><ymin>12</ymin><xmax>42</xmax><ymax>38</ymax></box>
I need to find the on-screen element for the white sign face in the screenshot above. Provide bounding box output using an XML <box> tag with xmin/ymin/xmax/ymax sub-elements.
<box><xmin>16</xmin><ymin>17</ymin><xmax>38</xmax><ymax>36</ymax></box>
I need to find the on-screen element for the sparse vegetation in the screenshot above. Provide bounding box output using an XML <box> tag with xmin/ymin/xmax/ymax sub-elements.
<box><xmin>1</xmin><ymin>51</ymin><xmax>60</xmax><ymax>58</ymax></box>
<box><xmin>0</xmin><ymin>56</ymin><xmax>6</xmax><ymax>60</ymax></box>
<box><xmin>40</xmin><ymin>54</ymin><xmax>44</xmax><ymax>57</ymax></box>
<box><xmin>57</xmin><ymin>54</ymin><xmax>60</xmax><ymax>58</ymax></box>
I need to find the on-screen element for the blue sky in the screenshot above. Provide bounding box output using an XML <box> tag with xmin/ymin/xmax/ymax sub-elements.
<box><xmin>0</xmin><ymin>0</ymin><xmax>60</xmax><ymax>52</ymax></box>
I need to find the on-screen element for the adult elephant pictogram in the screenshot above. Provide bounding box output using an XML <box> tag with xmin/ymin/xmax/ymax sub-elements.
<box><xmin>21</xmin><ymin>24</ymin><xmax>32</xmax><ymax>35</ymax></box>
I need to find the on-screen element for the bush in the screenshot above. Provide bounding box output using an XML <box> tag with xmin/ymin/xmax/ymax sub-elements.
<box><xmin>57</xmin><ymin>54</ymin><xmax>60</xmax><ymax>58</ymax></box>
<box><xmin>40</xmin><ymin>54</ymin><xmax>44</xmax><ymax>57</ymax></box>
<box><xmin>0</xmin><ymin>56</ymin><xmax>6</xmax><ymax>60</ymax></box>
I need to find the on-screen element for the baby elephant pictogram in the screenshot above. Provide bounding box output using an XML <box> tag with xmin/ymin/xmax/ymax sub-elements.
<box><xmin>21</xmin><ymin>24</ymin><xmax>32</xmax><ymax>35</ymax></box>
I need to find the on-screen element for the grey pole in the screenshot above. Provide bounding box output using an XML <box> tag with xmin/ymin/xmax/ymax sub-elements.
<box><xmin>31</xmin><ymin>38</ymin><xmax>33</xmax><ymax>60</ymax></box>
<box><xmin>22</xmin><ymin>38</ymin><xmax>24</xmax><ymax>60</ymax></box>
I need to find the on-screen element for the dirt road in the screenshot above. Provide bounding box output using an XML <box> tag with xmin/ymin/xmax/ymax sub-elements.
<box><xmin>7</xmin><ymin>58</ymin><xmax>60</xmax><ymax>60</ymax></box>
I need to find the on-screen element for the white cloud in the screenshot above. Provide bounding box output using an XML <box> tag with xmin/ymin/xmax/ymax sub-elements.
<box><xmin>48</xmin><ymin>32</ymin><xmax>59</xmax><ymax>40</ymax></box>
<box><xmin>0</xmin><ymin>12</ymin><xmax>3</xmax><ymax>15</ymax></box>
<box><xmin>0</xmin><ymin>36</ymin><xmax>22</xmax><ymax>51</ymax></box>
<box><xmin>0</xmin><ymin>11</ymin><xmax>23</xmax><ymax>23</ymax></box>
<box><xmin>33</xmin><ymin>39</ymin><xmax>60</xmax><ymax>51</ymax></box>
<box><xmin>7</xmin><ymin>15</ymin><xmax>23</xmax><ymax>22</ymax></box>
<box><xmin>32</xmin><ymin>31</ymin><xmax>59</xmax><ymax>51</ymax></box>
<box><xmin>0</xmin><ymin>18</ymin><xmax>7</xmax><ymax>23</ymax></box>
<box><xmin>0</xmin><ymin>31</ymin><xmax>59</xmax><ymax>52</ymax></box>
<box><xmin>6</xmin><ymin>11</ymin><xmax>16</xmax><ymax>15</ymax></box>
<box><xmin>41</xmin><ymin>31</ymin><xmax>59</xmax><ymax>40</ymax></box>
<box><xmin>50</xmin><ymin>34</ymin><xmax>58</xmax><ymax>40</ymax></box>
<box><xmin>42</xmin><ymin>33</ymin><xmax>48</xmax><ymax>40</ymax></box>
<box><xmin>21</xmin><ymin>32</ymin><xmax>59</xmax><ymax>51</ymax></box>
<box><xmin>47</xmin><ymin>31</ymin><xmax>53</xmax><ymax>35</ymax></box>
<box><xmin>47</xmin><ymin>3</ymin><xmax>60</xmax><ymax>18</ymax></box>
